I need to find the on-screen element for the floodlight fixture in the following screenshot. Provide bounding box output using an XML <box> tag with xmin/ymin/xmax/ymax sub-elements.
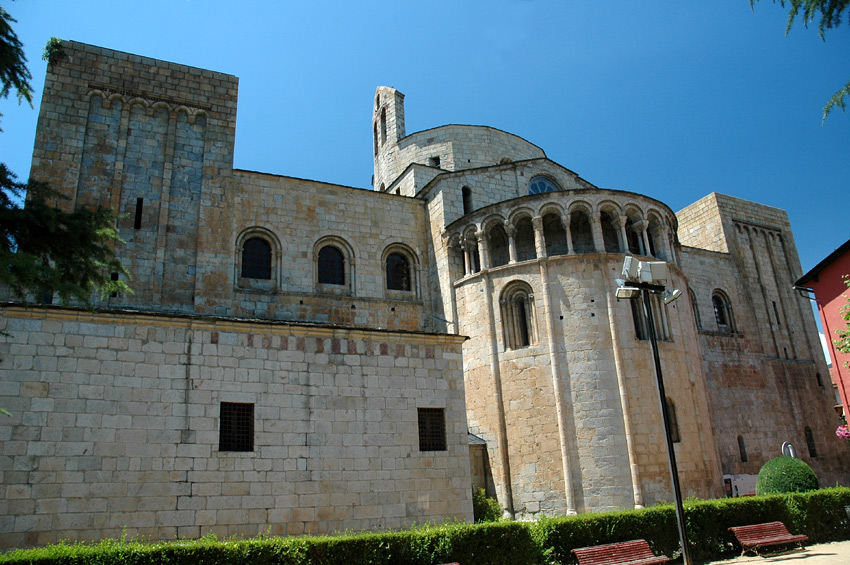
<box><xmin>662</xmin><ymin>289</ymin><xmax>682</xmax><ymax>305</ymax></box>
<box><xmin>622</xmin><ymin>256</ymin><xmax>639</xmax><ymax>281</ymax></box>
<box><xmin>638</xmin><ymin>260</ymin><xmax>668</xmax><ymax>284</ymax></box>
<box><xmin>615</xmin><ymin>286</ymin><xmax>640</xmax><ymax>299</ymax></box>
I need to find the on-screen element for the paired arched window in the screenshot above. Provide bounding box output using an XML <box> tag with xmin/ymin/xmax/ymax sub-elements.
<box><xmin>665</xmin><ymin>397</ymin><xmax>680</xmax><ymax>443</ymax></box>
<box><xmin>501</xmin><ymin>282</ymin><xmax>537</xmax><ymax>350</ymax></box>
<box><xmin>712</xmin><ymin>290</ymin><xmax>735</xmax><ymax>333</ymax></box>
<box><xmin>318</xmin><ymin>245</ymin><xmax>345</xmax><ymax>285</ymax></box>
<box><xmin>241</xmin><ymin>237</ymin><xmax>272</xmax><ymax>280</ymax></box>
<box><xmin>528</xmin><ymin>176</ymin><xmax>559</xmax><ymax>195</ymax></box>
<box><xmin>386</xmin><ymin>252</ymin><xmax>412</xmax><ymax>291</ymax></box>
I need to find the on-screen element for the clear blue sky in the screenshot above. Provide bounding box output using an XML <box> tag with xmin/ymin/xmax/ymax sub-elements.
<box><xmin>1</xmin><ymin>0</ymin><xmax>848</xmax><ymax>276</ymax></box>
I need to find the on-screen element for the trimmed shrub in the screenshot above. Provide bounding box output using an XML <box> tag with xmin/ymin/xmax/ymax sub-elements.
<box><xmin>472</xmin><ymin>488</ymin><xmax>504</xmax><ymax>523</ymax></box>
<box><xmin>756</xmin><ymin>456</ymin><xmax>819</xmax><ymax>495</ymax></box>
<box><xmin>2</xmin><ymin>488</ymin><xmax>848</xmax><ymax>565</ymax></box>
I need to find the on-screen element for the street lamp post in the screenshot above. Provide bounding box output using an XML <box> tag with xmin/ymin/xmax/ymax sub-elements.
<box><xmin>617</xmin><ymin>258</ymin><xmax>692</xmax><ymax>565</ymax></box>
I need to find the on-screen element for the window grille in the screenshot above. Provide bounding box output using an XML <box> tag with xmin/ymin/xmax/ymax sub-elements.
<box><xmin>242</xmin><ymin>238</ymin><xmax>272</xmax><ymax>280</ymax></box>
<box><xmin>219</xmin><ymin>402</ymin><xmax>254</xmax><ymax>452</ymax></box>
<box><xmin>318</xmin><ymin>245</ymin><xmax>345</xmax><ymax>285</ymax></box>
<box><xmin>418</xmin><ymin>408</ymin><xmax>447</xmax><ymax>451</ymax></box>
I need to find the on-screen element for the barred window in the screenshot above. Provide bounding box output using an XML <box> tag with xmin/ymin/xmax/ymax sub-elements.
<box><xmin>318</xmin><ymin>245</ymin><xmax>345</xmax><ymax>285</ymax></box>
<box><xmin>418</xmin><ymin>408</ymin><xmax>447</xmax><ymax>451</ymax></box>
<box><xmin>386</xmin><ymin>252</ymin><xmax>411</xmax><ymax>291</ymax></box>
<box><xmin>219</xmin><ymin>402</ymin><xmax>254</xmax><ymax>452</ymax></box>
<box><xmin>241</xmin><ymin>238</ymin><xmax>272</xmax><ymax>280</ymax></box>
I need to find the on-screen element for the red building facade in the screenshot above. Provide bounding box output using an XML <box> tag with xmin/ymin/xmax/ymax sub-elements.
<box><xmin>796</xmin><ymin>238</ymin><xmax>850</xmax><ymax>418</ymax></box>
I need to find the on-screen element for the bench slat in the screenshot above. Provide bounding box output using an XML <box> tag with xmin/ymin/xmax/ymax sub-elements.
<box><xmin>728</xmin><ymin>521</ymin><xmax>807</xmax><ymax>556</ymax></box>
<box><xmin>573</xmin><ymin>539</ymin><xmax>669</xmax><ymax>565</ymax></box>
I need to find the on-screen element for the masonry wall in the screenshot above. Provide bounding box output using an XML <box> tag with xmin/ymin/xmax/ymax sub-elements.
<box><xmin>677</xmin><ymin>195</ymin><xmax>850</xmax><ymax>485</ymax></box>
<box><xmin>0</xmin><ymin>306</ymin><xmax>471</xmax><ymax>548</ymax></box>
<box><xmin>30</xmin><ymin>41</ymin><xmax>237</xmax><ymax>312</ymax></box>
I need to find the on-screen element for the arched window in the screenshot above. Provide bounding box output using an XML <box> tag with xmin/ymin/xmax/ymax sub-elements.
<box><xmin>501</xmin><ymin>282</ymin><xmax>537</xmax><ymax>350</ymax></box>
<box><xmin>712</xmin><ymin>291</ymin><xmax>735</xmax><ymax>333</ymax></box>
<box><xmin>380</xmin><ymin>108</ymin><xmax>387</xmax><ymax>144</ymax></box>
<box><xmin>318</xmin><ymin>245</ymin><xmax>345</xmax><ymax>285</ymax></box>
<box><xmin>386</xmin><ymin>252</ymin><xmax>411</xmax><ymax>291</ymax></box>
<box><xmin>647</xmin><ymin>216</ymin><xmax>665</xmax><ymax>260</ymax></box>
<box><xmin>241</xmin><ymin>237</ymin><xmax>272</xmax><ymax>280</ymax></box>
<box><xmin>665</xmin><ymin>397</ymin><xmax>680</xmax><ymax>443</ymax></box>
<box><xmin>528</xmin><ymin>176</ymin><xmax>559</xmax><ymax>195</ymax></box>
<box><xmin>462</xmin><ymin>186</ymin><xmax>473</xmax><ymax>215</ymax></box>
<box><xmin>570</xmin><ymin>209</ymin><xmax>594</xmax><ymax>253</ymax></box>
<box><xmin>688</xmin><ymin>288</ymin><xmax>701</xmax><ymax>329</ymax></box>
<box><xmin>625</xmin><ymin>214</ymin><xmax>642</xmax><ymax>255</ymax></box>
<box><xmin>600</xmin><ymin>210</ymin><xmax>620</xmax><ymax>253</ymax></box>
<box><xmin>738</xmin><ymin>435</ymin><xmax>748</xmax><ymax>462</ymax></box>
<box><xmin>542</xmin><ymin>213</ymin><xmax>568</xmax><ymax>257</ymax></box>
<box><xmin>514</xmin><ymin>217</ymin><xmax>537</xmax><ymax>262</ymax></box>
<box><xmin>488</xmin><ymin>223</ymin><xmax>510</xmax><ymax>268</ymax></box>
<box><xmin>805</xmin><ymin>427</ymin><xmax>817</xmax><ymax>458</ymax></box>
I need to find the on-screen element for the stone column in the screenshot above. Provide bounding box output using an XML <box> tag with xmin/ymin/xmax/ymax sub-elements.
<box><xmin>476</xmin><ymin>229</ymin><xmax>490</xmax><ymax>271</ymax></box>
<box><xmin>538</xmin><ymin>252</ymin><xmax>577</xmax><ymax>514</ymax></box>
<box><xmin>532</xmin><ymin>216</ymin><xmax>547</xmax><ymax>258</ymax></box>
<box><xmin>461</xmin><ymin>236</ymin><xmax>471</xmax><ymax>275</ymax></box>
<box><xmin>617</xmin><ymin>215</ymin><xmax>629</xmax><ymax>253</ymax></box>
<box><xmin>505</xmin><ymin>222</ymin><xmax>518</xmax><ymax>264</ymax></box>
<box><xmin>635</xmin><ymin>220</ymin><xmax>650</xmax><ymax>256</ymax></box>
<box><xmin>590</xmin><ymin>211</ymin><xmax>603</xmax><ymax>252</ymax></box>
<box><xmin>606</xmin><ymin>291</ymin><xmax>644</xmax><ymax>508</ymax></box>
<box><xmin>482</xmin><ymin>270</ymin><xmax>516</xmax><ymax>516</ymax></box>
<box><xmin>562</xmin><ymin>213</ymin><xmax>574</xmax><ymax>255</ymax></box>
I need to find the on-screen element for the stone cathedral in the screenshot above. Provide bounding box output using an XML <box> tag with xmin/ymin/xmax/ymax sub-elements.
<box><xmin>0</xmin><ymin>41</ymin><xmax>846</xmax><ymax>548</ymax></box>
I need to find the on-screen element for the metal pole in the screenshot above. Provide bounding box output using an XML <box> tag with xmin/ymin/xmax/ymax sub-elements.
<box><xmin>641</xmin><ymin>287</ymin><xmax>693</xmax><ymax>565</ymax></box>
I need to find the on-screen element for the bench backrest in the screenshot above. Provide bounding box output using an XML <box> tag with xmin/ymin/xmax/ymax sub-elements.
<box><xmin>729</xmin><ymin>521</ymin><xmax>793</xmax><ymax>542</ymax></box>
<box><xmin>572</xmin><ymin>539</ymin><xmax>659</xmax><ymax>565</ymax></box>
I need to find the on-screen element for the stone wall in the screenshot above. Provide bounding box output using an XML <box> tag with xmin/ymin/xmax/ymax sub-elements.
<box><xmin>0</xmin><ymin>306</ymin><xmax>471</xmax><ymax>548</ymax></box>
<box><xmin>677</xmin><ymin>195</ymin><xmax>850</xmax><ymax>485</ymax></box>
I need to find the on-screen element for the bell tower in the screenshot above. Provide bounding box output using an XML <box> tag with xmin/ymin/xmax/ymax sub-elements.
<box><xmin>372</xmin><ymin>86</ymin><xmax>405</xmax><ymax>192</ymax></box>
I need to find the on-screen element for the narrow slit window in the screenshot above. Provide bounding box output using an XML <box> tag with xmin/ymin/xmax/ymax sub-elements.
<box><xmin>134</xmin><ymin>198</ymin><xmax>143</xmax><ymax>230</ymax></box>
<box><xmin>110</xmin><ymin>272</ymin><xmax>119</xmax><ymax>298</ymax></box>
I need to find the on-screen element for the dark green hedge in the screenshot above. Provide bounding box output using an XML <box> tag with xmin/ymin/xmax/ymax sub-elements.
<box><xmin>3</xmin><ymin>488</ymin><xmax>849</xmax><ymax>565</ymax></box>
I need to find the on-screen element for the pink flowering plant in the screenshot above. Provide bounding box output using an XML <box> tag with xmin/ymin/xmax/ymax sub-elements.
<box><xmin>836</xmin><ymin>424</ymin><xmax>850</xmax><ymax>440</ymax></box>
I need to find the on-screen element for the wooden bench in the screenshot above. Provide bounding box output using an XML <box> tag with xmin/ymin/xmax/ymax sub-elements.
<box><xmin>572</xmin><ymin>539</ymin><xmax>669</xmax><ymax>565</ymax></box>
<box><xmin>728</xmin><ymin>521</ymin><xmax>808</xmax><ymax>556</ymax></box>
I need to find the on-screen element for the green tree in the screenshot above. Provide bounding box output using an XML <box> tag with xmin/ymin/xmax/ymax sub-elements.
<box><xmin>0</xmin><ymin>7</ymin><xmax>128</xmax><ymax>304</ymax></box>
<box><xmin>752</xmin><ymin>0</ymin><xmax>850</xmax><ymax>122</ymax></box>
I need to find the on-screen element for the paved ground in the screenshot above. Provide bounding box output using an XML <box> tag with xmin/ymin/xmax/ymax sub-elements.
<box><xmin>700</xmin><ymin>540</ymin><xmax>850</xmax><ymax>565</ymax></box>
